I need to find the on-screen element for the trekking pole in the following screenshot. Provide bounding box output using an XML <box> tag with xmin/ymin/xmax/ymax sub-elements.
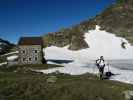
<box><xmin>107</xmin><ymin>63</ymin><xmax>110</xmax><ymax>72</ymax></box>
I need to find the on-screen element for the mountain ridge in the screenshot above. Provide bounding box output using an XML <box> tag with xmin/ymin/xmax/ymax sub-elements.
<box><xmin>43</xmin><ymin>0</ymin><xmax>133</xmax><ymax>50</ymax></box>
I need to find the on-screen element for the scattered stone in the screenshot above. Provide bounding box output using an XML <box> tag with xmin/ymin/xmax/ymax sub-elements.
<box><xmin>121</xmin><ymin>41</ymin><xmax>127</xmax><ymax>49</ymax></box>
<box><xmin>123</xmin><ymin>90</ymin><xmax>133</xmax><ymax>100</ymax></box>
<box><xmin>15</xmin><ymin>67</ymin><xmax>43</xmax><ymax>75</ymax></box>
<box><xmin>54</xmin><ymin>70</ymin><xmax>61</xmax><ymax>74</ymax></box>
<box><xmin>46</xmin><ymin>76</ymin><xmax>57</xmax><ymax>83</ymax></box>
<box><xmin>96</xmin><ymin>96</ymin><xmax>104</xmax><ymax>100</ymax></box>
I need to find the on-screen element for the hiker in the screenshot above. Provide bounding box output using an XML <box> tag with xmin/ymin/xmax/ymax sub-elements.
<box><xmin>96</xmin><ymin>56</ymin><xmax>106</xmax><ymax>80</ymax></box>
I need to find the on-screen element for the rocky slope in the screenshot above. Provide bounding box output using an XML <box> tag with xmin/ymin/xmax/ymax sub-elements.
<box><xmin>0</xmin><ymin>38</ymin><xmax>15</xmax><ymax>55</ymax></box>
<box><xmin>95</xmin><ymin>0</ymin><xmax>133</xmax><ymax>44</ymax></box>
<box><xmin>43</xmin><ymin>0</ymin><xmax>133</xmax><ymax>50</ymax></box>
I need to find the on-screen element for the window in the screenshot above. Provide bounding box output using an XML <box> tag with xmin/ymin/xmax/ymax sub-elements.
<box><xmin>35</xmin><ymin>50</ymin><xmax>37</xmax><ymax>53</ymax></box>
<box><xmin>23</xmin><ymin>58</ymin><xmax>26</xmax><ymax>61</ymax></box>
<box><xmin>22</xmin><ymin>50</ymin><xmax>25</xmax><ymax>53</ymax></box>
<box><xmin>29</xmin><ymin>58</ymin><xmax>31</xmax><ymax>61</ymax></box>
<box><xmin>35</xmin><ymin>57</ymin><xmax>37</xmax><ymax>61</ymax></box>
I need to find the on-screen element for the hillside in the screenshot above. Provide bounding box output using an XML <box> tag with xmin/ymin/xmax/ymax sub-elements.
<box><xmin>0</xmin><ymin>70</ymin><xmax>132</xmax><ymax>100</ymax></box>
<box><xmin>0</xmin><ymin>38</ymin><xmax>15</xmax><ymax>55</ymax></box>
<box><xmin>43</xmin><ymin>0</ymin><xmax>133</xmax><ymax>50</ymax></box>
<box><xmin>0</xmin><ymin>63</ymin><xmax>132</xmax><ymax>100</ymax></box>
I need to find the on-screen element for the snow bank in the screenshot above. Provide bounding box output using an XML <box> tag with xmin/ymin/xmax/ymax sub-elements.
<box><xmin>0</xmin><ymin>62</ymin><xmax>7</xmax><ymax>66</ymax></box>
<box><xmin>41</xmin><ymin>25</ymin><xmax>133</xmax><ymax>84</ymax></box>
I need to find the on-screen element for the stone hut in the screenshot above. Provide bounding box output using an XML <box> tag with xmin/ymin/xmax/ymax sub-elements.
<box><xmin>18</xmin><ymin>37</ymin><xmax>46</xmax><ymax>65</ymax></box>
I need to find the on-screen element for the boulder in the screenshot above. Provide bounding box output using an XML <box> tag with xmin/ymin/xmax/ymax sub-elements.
<box><xmin>123</xmin><ymin>90</ymin><xmax>133</xmax><ymax>100</ymax></box>
<box><xmin>46</xmin><ymin>76</ymin><xmax>57</xmax><ymax>83</ymax></box>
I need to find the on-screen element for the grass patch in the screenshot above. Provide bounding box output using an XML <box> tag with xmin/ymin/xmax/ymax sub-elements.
<box><xmin>0</xmin><ymin>56</ymin><xmax>7</xmax><ymax>63</ymax></box>
<box><xmin>0</xmin><ymin>64</ymin><xmax>62</xmax><ymax>72</ymax></box>
<box><xmin>15</xmin><ymin>64</ymin><xmax>63</xmax><ymax>70</ymax></box>
<box><xmin>0</xmin><ymin>64</ymin><xmax>132</xmax><ymax>100</ymax></box>
<box><xmin>0</xmin><ymin>72</ymin><xmax>132</xmax><ymax>100</ymax></box>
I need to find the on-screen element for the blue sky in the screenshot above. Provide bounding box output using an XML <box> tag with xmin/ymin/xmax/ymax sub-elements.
<box><xmin>0</xmin><ymin>0</ymin><xmax>116</xmax><ymax>44</ymax></box>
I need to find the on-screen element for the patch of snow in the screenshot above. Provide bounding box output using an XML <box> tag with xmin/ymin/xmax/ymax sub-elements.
<box><xmin>40</xmin><ymin>62</ymin><xmax>98</xmax><ymax>75</ymax></box>
<box><xmin>7</xmin><ymin>55</ymin><xmax>18</xmax><ymax>61</ymax></box>
<box><xmin>0</xmin><ymin>62</ymin><xmax>7</xmax><ymax>66</ymax></box>
<box><xmin>0</xmin><ymin>42</ymin><xmax>7</xmax><ymax>45</ymax></box>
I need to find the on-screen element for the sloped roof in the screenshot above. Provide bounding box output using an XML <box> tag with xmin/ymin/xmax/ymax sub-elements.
<box><xmin>18</xmin><ymin>37</ymin><xmax>43</xmax><ymax>45</ymax></box>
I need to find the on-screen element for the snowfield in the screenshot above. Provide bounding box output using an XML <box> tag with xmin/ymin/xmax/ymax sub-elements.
<box><xmin>40</xmin><ymin>25</ymin><xmax>133</xmax><ymax>84</ymax></box>
<box><xmin>44</xmin><ymin>25</ymin><xmax>133</xmax><ymax>61</ymax></box>
<box><xmin>84</xmin><ymin>26</ymin><xmax>133</xmax><ymax>59</ymax></box>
